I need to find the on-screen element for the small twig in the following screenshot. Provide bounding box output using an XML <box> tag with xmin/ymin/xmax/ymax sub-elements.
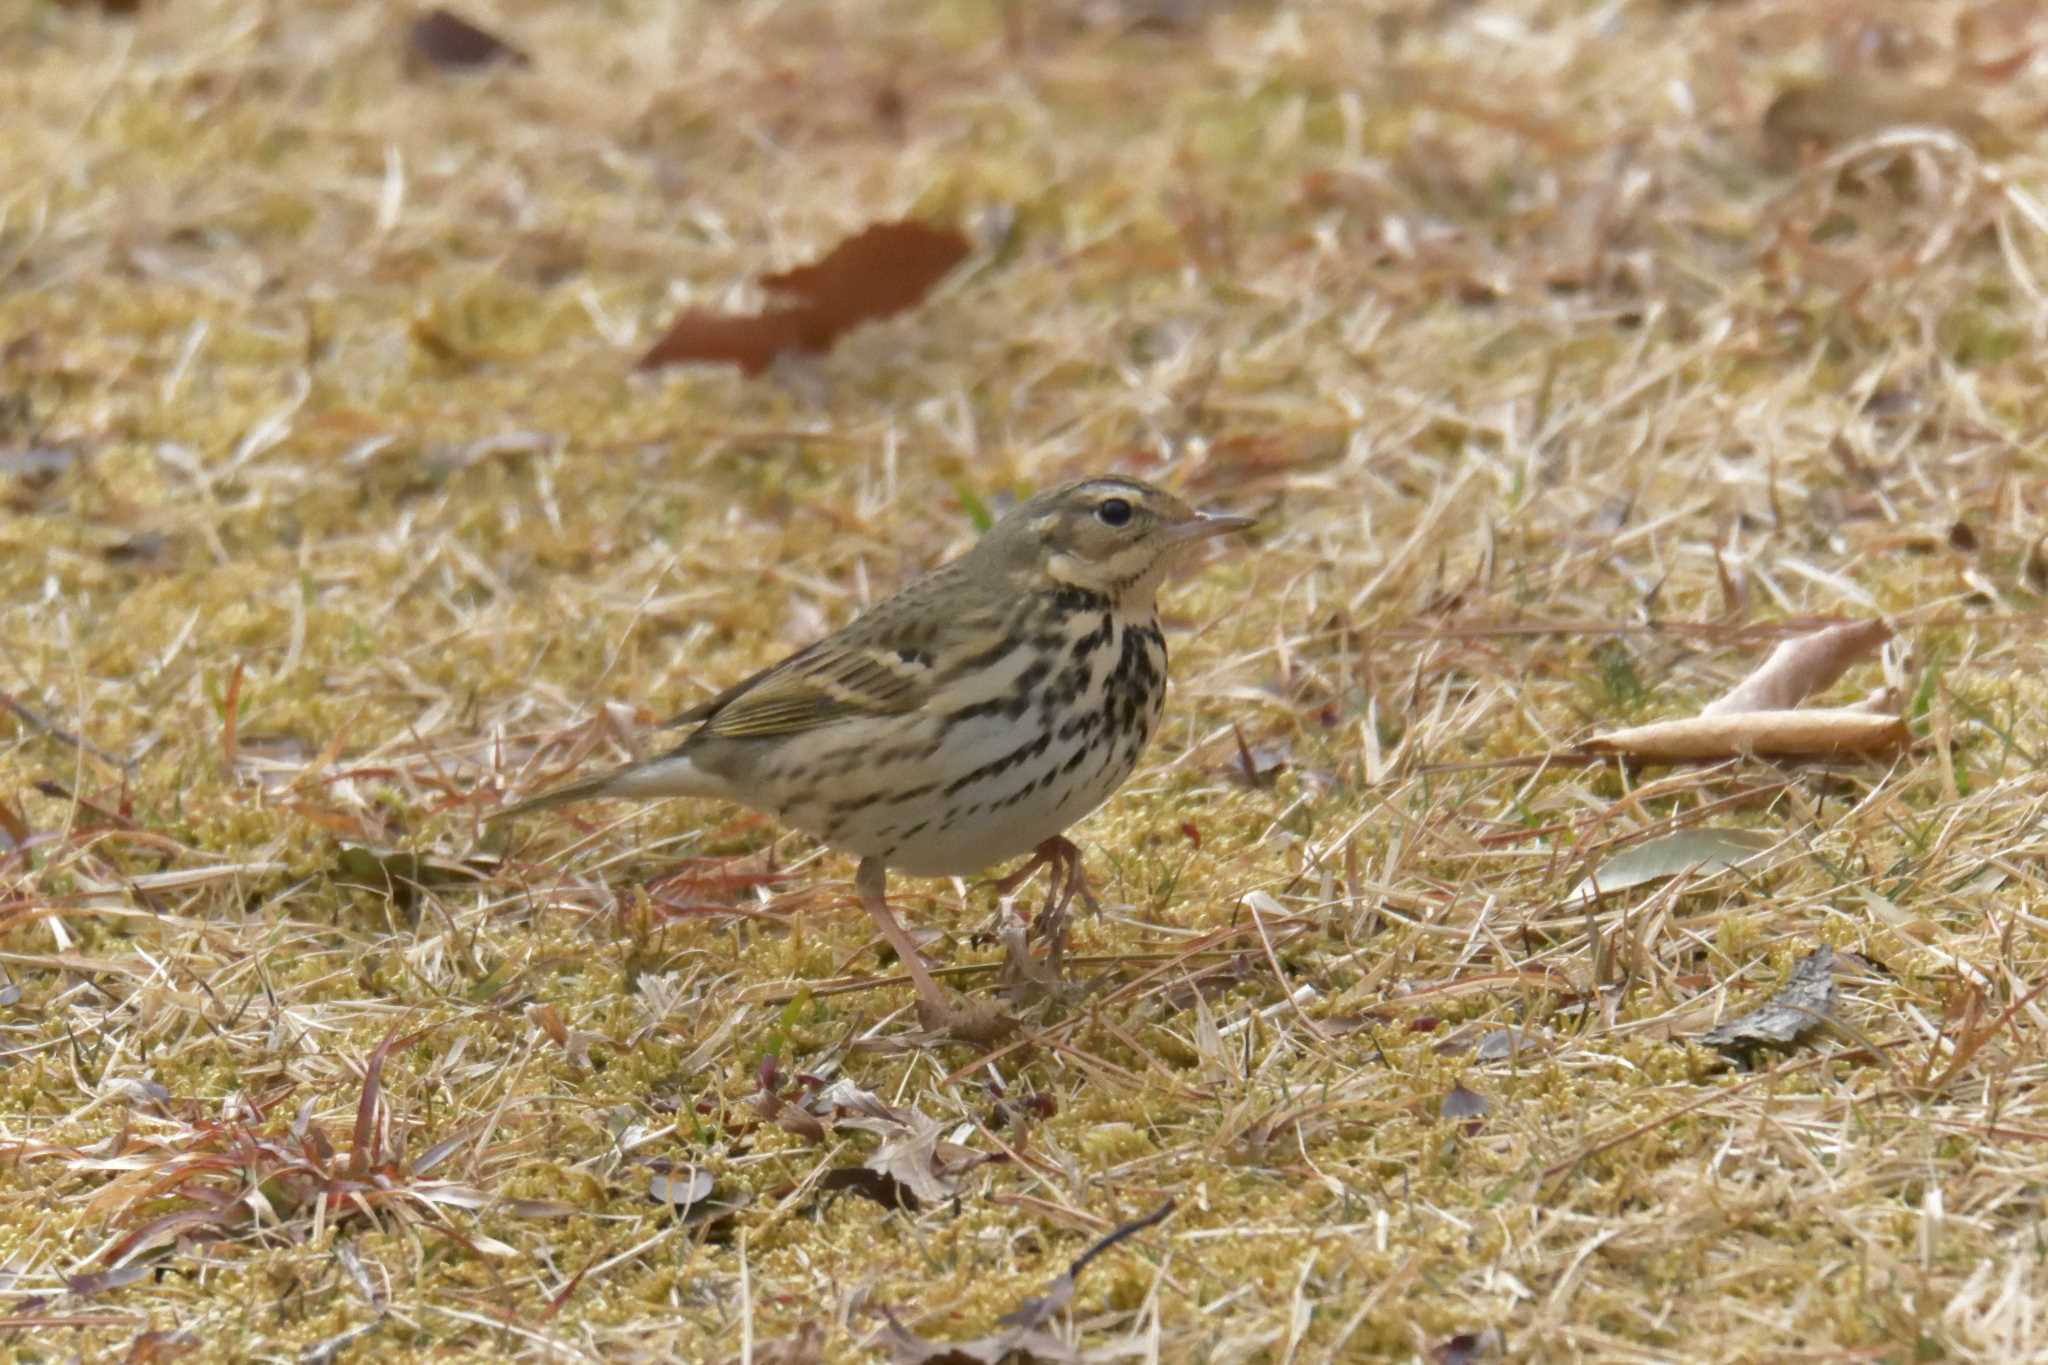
<box><xmin>0</xmin><ymin>692</ymin><xmax>130</xmax><ymax>770</ymax></box>
<box><xmin>1068</xmin><ymin>1198</ymin><xmax>1175</xmax><ymax>1280</ymax></box>
<box><xmin>219</xmin><ymin>659</ymin><xmax>245</xmax><ymax>775</ymax></box>
<box><xmin>1245</xmin><ymin>892</ymin><xmax>1329</xmax><ymax>1041</ymax></box>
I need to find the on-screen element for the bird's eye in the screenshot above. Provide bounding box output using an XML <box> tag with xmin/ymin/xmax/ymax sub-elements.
<box><xmin>1095</xmin><ymin>498</ymin><xmax>1133</xmax><ymax>528</ymax></box>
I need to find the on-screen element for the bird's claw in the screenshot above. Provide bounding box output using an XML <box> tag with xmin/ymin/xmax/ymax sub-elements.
<box><xmin>915</xmin><ymin>989</ymin><xmax>1018</xmax><ymax>1045</ymax></box>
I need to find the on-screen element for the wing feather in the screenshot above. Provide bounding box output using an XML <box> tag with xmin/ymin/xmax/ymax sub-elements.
<box><xmin>669</xmin><ymin>640</ymin><xmax>935</xmax><ymax>740</ymax></box>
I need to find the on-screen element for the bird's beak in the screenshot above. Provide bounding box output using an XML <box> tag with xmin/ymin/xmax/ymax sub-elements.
<box><xmin>1163</xmin><ymin>509</ymin><xmax>1256</xmax><ymax>545</ymax></box>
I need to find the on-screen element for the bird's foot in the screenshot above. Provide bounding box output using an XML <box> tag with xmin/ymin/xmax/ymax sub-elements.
<box><xmin>990</xmin><ymin>837</ymin><xmax>1099</xmax><ymax>970</ymax></box>
<box><xmin>914</xmin><ymin>987</ymin><xmax>1018</xmax><ymax>1045</ymax></box>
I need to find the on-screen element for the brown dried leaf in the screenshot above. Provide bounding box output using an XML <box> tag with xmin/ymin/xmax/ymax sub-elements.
<box><xmin>1762</xmin><ymin>78</ymin><xmax>2006</xmax><ymax>162</ymax></box>
<box><xmin>760</xmin><ymin>221</ymin><xmax>972</xmax><ymax>333</ymax></box>
<box><xmin>636</xmin><ymin>309</ymin><xmax>814</xmax><ymax>378</ymax></box>
<box><xmin>640</xmin><ymin>221</ymin><xmax>971</xmax><ymax>373</ymax></box>
<box><xmin>1582</xmin><ymin>708</ymin><xmax>1910</xmax><ymax>762</ymax></box>
<box><xmin>1699</xmin><ymin>947</ymin><xmax>1838</xmax><ymax>1054</ymax></box>
<box><xmin>1700</xmin><ymin>620</ymin><xmax>1891</xmax><ymax>716</ymax></box>
<box><xmin>408</xmin><ymin>8</ymin><xmax>531</xmax><ymax>71</ymax></box>
<box><xmin>756</xmin><ymin>1088</ymin><xmax>827</xmax><ymax>1142</ymax></box>
<box><xmin>819</xmin><ymin>1166</ymin><xmax>923</xmax><ymax>1212</ymax></box>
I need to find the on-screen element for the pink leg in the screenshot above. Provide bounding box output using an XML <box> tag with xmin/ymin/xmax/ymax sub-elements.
<box><xmin>856</xmin><ymin>858</ymin><xmax>1013</xmax><ymax>1042</ymax></box>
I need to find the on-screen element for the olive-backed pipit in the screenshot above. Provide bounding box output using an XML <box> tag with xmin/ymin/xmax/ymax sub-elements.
<box><xmin>491</xmin><ymin>476</ymin><xmax>1252</xmax><ymax>1039</ymax></box>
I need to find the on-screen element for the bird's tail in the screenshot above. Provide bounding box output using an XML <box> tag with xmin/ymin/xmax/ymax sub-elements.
<box><xmin>484</xmin><ymin>751</ymin><xmax>726</xmax><ymax>823</ymax></box>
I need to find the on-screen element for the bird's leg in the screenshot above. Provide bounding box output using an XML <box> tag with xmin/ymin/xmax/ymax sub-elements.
<box><xmin>991</xmin><ymin>836</ymin><xmax>1100</xmax><ymax>974</ymax></box>
<box><xmin>855</xmin><ymin>857</ymin><xmax>1013</xmax><ymax>1043</ymax></box>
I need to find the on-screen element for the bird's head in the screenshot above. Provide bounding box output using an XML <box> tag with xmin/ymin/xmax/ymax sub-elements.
<box><xmin>979</xmin><ymin>476</ymin><xmax>1254</xmax><ymax>605</ymax></box>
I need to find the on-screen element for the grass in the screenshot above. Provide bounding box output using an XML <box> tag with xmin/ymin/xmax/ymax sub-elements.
<box><xmin>4</xmin><ymin>0</ymin><xmax>2048</xmax><ymax>1358</ymax></box>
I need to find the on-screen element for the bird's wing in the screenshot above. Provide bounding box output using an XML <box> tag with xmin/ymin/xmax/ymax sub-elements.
<box><xmin>673</xmin><ymin>637</ymin><xmax>937</xmax><ymax>739</ymax></box>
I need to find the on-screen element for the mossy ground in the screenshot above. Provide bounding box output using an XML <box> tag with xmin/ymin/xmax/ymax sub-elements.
<box><xmin>4</xmin><ymin>0</ymin><xmax>2048</xmax><ymax>1359</ymax></box>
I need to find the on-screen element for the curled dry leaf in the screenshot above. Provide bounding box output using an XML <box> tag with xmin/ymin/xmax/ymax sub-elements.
<box><xmin>819</xmin><ymin>1079</ymin><xmax>982</xmax><ymax>1207</ymax></box>
<box><xmin>640</xmin><ymin>221</ymin><xmax>972</xmax><ymax>374</ymax></box>
<box><xmin>1582</xmin><ymin>708</ymin><xmax>1910</xmax><ymax>762</ymax></box>
<box><xmin>1700</xmin><ymin>620</ymin><xmax>1891</xmax><ymax>716</ymax></box>
<box><xmin>1699</xmin><ymin>946</ymin><xmax>1839</xmax><ymax>1055</ymax></box>
<box><xmin>1586</xmin><ymin>619</ymin><xmax>1904</xmax><ymax>763</ymax></box>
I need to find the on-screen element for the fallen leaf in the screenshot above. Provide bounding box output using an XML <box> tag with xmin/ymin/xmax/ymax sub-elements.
<box><xmin>64</xmin><ymin>1264</ymin><xmax>151</xmax><ymax>1297</ymax></box>
<box><xmin>878</xmin><ymin>1202</ymin><xmax>1174</xmax><ymax>1364</ymax></box>
<box><xmin>1433</xmin><ymin>1329</ymin><xmax>1505</xmax><ymax>1364</ymax></box>
<box><xmin>1581</xmin><ymin>708</ymin><xmax>1910</xmax><ymax>762</ymax></box>
<box><xmin>1699</xmin><ymin>947</ymin><xmax>1838</xmax><ymax>1054</ymax></box>
<box><xmin>634</xmin><ymin>309</ymin><xmax>813</xmax><ymax>380</ymax></box>
<box><xmin>1700</xmin><ymin>620</ymin><xmax>1891</xmax><ymax>715</ymax></box>
<box><xmin>819</xmin><ymin>1166</ymin><xmax>923</xmax><ymax>1211</ymax></box>
<box><xmin>759</xmin><ymin>222</ymin><xmax>971</xmax><ymax>331</ymax></box>
<box><xmin>1762</xmin><ymin>78</ymin><xmax>2006</xmax><ymax>162</ymax></box>
<box><xmin>1434</xmin><ymin>1025</ymin><xmax>1551</xmax><ymax>1061</ymax></box>
<box><xmin>1440</xmin><ymin>1084</ymin><xmax>1490</xmax><ymax>1121</ymax></box>
<box><xmin>646</xmin><ymin>1166</ymin><xmax>715</xmax><ymax>1210</ymax></box>
<box><xmin>408</xmin><ymin>7</ymin><xmax>531</xmax><ymax>71</ymax></box>
<box><xmin>1564</xmin><ymin>828</ymin><xmax>1777</xmax><ymax>908</ymax></box>
<box><xmin>841</xmin><ymin>1104</ymin><xmax>962</xmax><ymax>1207</ymax></box>
<box><xmin>1225</xmin><ymin>722</ymin><xmax>1289</xmax><ymax>788</ymax></box>
<box><xmin>640</xmin><ymin>221</ymin><xmax>971</xmax><ymax>374</ymax></box>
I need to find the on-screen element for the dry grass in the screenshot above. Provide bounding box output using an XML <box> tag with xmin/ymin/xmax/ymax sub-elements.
<box><xmin>4</xmin><ymin>0</ymin><xmax>2048</xmax><ymax>1359</ymax></box>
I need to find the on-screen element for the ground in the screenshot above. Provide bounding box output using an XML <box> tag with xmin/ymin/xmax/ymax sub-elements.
<box><xmin>4</xmin><ymin>0</ymin><xmax>2048</xmax><ymax>1360</ymax></box>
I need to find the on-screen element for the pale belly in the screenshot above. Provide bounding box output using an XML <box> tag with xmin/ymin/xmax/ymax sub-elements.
<box><xmin>725</xmin><ymin>613</ymin><xmax>1170</xmax><ymax>877</ymax></box>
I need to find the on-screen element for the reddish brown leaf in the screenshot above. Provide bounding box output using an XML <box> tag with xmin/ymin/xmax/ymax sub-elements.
<box><xmin>758</xmin><ymin>221</ymin><xmax>971</xmax><ymax>335</ymax></box>
<box><xmin>102</xmin><ymin>1209</ymin><xmax>236</xmax><ymax>1267</ymax></box>
<box><xmin>408</xmin><ymin>8</ymin><xmax>531</xmax><ymax>70</ymax></box>
<box><xmin>639</xmin><ymin>221</ymin><xmax>971</xmax><ymax>373</ymax></box>
<box><xmin>350</xmin><ymin>1019</ymin><xmax>431</xmax><ymax>1178</ymax></box>
<box><xmin>638</xmin><ymin>309</ymin><xmax>814</xmax><ymax>377</ymax></box>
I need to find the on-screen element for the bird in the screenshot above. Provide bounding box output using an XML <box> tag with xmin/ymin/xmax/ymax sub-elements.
<box><xmin>489</xmin><ymin>475</ymin><xmax>1253</xmax><ymax>1040</ymax></box>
